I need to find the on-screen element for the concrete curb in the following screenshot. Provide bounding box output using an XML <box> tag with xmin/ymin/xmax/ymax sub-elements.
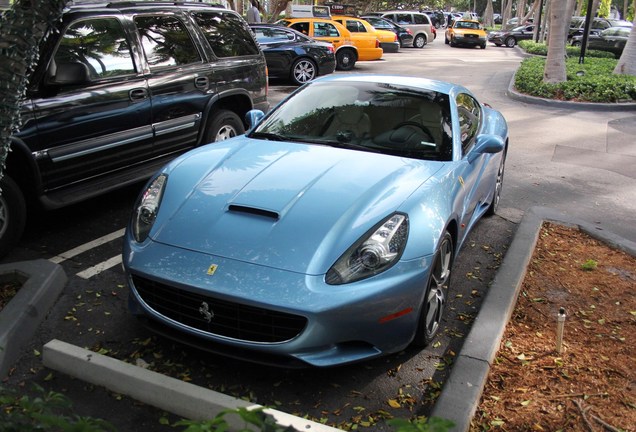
<box><xmin>506</xmin><ymin>54</ymin><xmax>636</xmax><ymax>112</ymax></box>
<box><xmin>430</xmin><ymin>206</ymin><xmax>636</xmax><ymax>431</ymax></box>
<box><xmin>0</xmin><ymin>259</ymin><xmax>67</xmax><ymax>378</ymax></box>
<box><xmin>43</xmin><ymin>339</ymin><xmax>340</xmax><ymax>432</ymax></box>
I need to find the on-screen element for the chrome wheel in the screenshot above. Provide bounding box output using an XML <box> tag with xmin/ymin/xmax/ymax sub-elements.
<box><xmin>413</xmin><ymin>232</ymin><xmax>454</xmax><ymax>346</ymax></box>
<box><xmin>292</xmin><ymin>58</ymin><xmax>317</xmax><ymax>85</ymax></box>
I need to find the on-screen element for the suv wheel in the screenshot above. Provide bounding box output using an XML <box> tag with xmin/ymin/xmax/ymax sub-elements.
<box><xmin>336</xmin><ymin>49</ymin><xmax>356</xmax><ymax>71</ymax></box>
<box><xmin>414</xmin><ymin>34</ymin><xmax>427</xmax><ymax>48</ymax></box>
<box><xmin>0</xmin><ymin>176</ymin><xmax>26</xmax><ymax>257</ymax></box>
<box><xmin>291</xmin><ymin>58</ymin><xmax>317</xmax><ymax>85</ymax></box>
<box><xmin>204</xmin><ymin>109</ymin><xmax>245</xmax><ymax>143</ymax></box>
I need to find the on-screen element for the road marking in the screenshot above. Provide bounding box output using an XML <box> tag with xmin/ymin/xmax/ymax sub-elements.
<box><xmin>76</xmin><ymin>255</ymin><xmax>123</xmax><ymax>280</ymax></box>
<box><xmin>49</xmin><ymin>228</ymin><xmax>125</xmax><ymax>264</ymax></box>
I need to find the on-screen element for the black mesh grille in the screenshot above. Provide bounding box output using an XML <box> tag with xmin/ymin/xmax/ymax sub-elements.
<box><xmin>132</xmin><ymin>275</ymin><xmax>307</xmax><ymax>343</ymax></box>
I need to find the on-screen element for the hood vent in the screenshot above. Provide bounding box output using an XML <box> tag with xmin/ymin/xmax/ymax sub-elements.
<box><xmin>228</xmin><ymin>204</ymin><xmax>279</xmax><ymax>220</ymax></box>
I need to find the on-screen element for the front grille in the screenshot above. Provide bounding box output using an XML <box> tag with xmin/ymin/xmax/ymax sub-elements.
<box><xmin>132</xmin><ymin>275</ymin><xmax>307</xmax><ymax>343</ymax></box>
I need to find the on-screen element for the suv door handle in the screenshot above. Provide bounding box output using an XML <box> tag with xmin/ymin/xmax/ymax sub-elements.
<box><xmin>195</xmin><ymin>77</ymin><xmax>209</xmax><ymax>89</ymax></box>
<box><xmin>129</xmin><ymin>88</ymin><xmax>148</xmax><ymax>101</ymax></box>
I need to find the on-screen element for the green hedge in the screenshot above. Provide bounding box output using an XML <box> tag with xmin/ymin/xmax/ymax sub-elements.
<box><xmin>514</xmin><ymin>42</ymin><xmax>636</xmax><ymax>103</ymax></box>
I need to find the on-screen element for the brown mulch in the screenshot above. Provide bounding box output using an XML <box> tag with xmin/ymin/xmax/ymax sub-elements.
<box><xmin>471</xmin><ymin>222</ymin><xmax>636</xmax><ymax>431</ymax></box>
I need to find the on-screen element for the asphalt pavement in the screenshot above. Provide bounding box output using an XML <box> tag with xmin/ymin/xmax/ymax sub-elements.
<box><xmin>2</xmin><ymin>42</ymin><xmax>636</xmax><ymax>432</ymax></box>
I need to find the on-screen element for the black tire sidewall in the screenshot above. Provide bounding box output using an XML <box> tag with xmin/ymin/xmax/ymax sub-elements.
<box><xmin>0</xmin><ymin>175</ymin><xmax>26</xmax><ymax>257</ymax></box>
<box><xmin>203</xmin><ymin>109</ymin><xmax>245</xmax><ymax>143</ymax></box>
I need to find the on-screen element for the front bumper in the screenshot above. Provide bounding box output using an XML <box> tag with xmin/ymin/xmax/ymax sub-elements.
<box><xmin>124</xmin><ymin>237</ymin><xmax>432</xmax><ymax>367</ymax></box>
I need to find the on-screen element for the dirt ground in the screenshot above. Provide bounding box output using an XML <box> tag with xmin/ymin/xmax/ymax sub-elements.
<box><xmin>471</xmin><ymin>222</ymin><xmax>636</xmax><ymax>431</ymax></box>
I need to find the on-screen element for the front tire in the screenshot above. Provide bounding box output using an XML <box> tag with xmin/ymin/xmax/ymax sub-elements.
<box><xmin>412</xmin><ymin>231</ymin><xmax>454</xmax><ymax>347</ymax></box>
<box><xmin>505</xmin><ymin>37</ymin><xmax>516</xmax><ymax>48</ymax></box>
<box><xmin>291</xmin><ymin>58</ymin><xmax>317</xmax><ymax>85</ymax></box>
<box><xmin>0</xmin><ymin>175</ymin><xmax>26</xmax><ymax>258</ymax></box>
<box><xmin>203</xmin><ymin>109</ymin><xmax>244</xmax><ymax>143</ymax></box>
<box><xmin>413</xmin><ymin>34</ymin><xmax>427</xmax><ymax>48</ymax></box>
<box><xmin>336</xmin><ymin>49</ymin><xmax>356</xmax><ymax>71</ymax></box>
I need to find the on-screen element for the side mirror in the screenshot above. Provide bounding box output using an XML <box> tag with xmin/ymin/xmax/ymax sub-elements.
<box><xmin>467</xmin><ymin>134</ymin><xmax>504</xmax><ymax>163</ymax></box>
<box><xmin>51</xmin><ymin>62</ymin><xmax>90</xmax><ymax>85</ymax></box>
<box><xmin>245</xmin><ymin>109</ymin><xmax>265</xmax><ymax>130</ymax></box>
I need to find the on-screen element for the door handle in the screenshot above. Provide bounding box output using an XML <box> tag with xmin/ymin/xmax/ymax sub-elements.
<box><xmin>195</xmin><ymin>77</ymin><xmax>209</xmax><ymax>89</ymax></box>
<box><xmin>129</xmin><ymin>88</ymin><xmax>148</xmax><ymax>101</ymax></box>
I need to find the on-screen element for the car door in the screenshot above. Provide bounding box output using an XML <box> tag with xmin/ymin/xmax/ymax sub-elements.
<box><xmin>134</xmin><ymin>13</ymin><xmax>210</xmax><ymax>156</ymax></box>
<box><xmin>251</xmin><ymin>26</ymin><xmax>296</xmax><ymax>77</ymax></box>
<box><xmin>453</xmin><ymin>93</ymin><xmax>492</xmax><ymax>233</ymax></box>
<box><xmin>21</xmin><ymin>15</ymin><xmax>153</xmax><ymax>192</ymax></box>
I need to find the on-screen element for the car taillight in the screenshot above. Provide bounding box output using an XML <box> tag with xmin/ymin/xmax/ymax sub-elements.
<box><xmin>407</xmin><ymin>29</ymin><xmax>413</xmax><ymax>35</ymax></box>
<box><xmin>376</xmin><ymin>38</ymin><xmax>380</xmax><ymax>48</ymax></box>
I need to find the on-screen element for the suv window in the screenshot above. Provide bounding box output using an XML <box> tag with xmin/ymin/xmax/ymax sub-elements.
<box><xmin>55</xmin><ymin>18</ymin><xmax>136</xmax><ymax>80</ymax></box>
<box><xmin>192</xmin><ymin>11</ymin><xmax>260</xmax><ymax>58</ymax></box>
<box><xmin>456</xmin><ymin>93</ymin><xmax>481</xmax><ymax>154</ymax></box>
<box><xmin>135</xmin><ymin>15</ymin><xmax>202</xmax><ymax>68</ymax></box>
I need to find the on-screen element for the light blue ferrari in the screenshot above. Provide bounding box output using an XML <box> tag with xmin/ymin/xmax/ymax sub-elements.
<box><xmin>123</xmin><ymin>74</ymin><xmax>508</xmax><ymax>367</ymax></box>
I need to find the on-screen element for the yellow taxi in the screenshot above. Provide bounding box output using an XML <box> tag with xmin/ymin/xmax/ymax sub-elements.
<box><xmin>332</xmin><ymin>15</ymin><xmax>399</xmax><ymax>53</ymax></box>
<box><xmin>277</xmin><ymin>17</ymin><xmax>381</xmax><ymax>70</ymax></box>
<box><xmin>444</xmin><ymin>19</ymin><xmax>487</xmax><ymax>49</ymax></box>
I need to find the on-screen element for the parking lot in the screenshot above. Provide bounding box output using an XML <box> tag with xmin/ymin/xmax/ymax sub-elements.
<box><xmin>3</xmin><ymin>32</ymin><xmax>636</xmax><ymax>431</ymax></box>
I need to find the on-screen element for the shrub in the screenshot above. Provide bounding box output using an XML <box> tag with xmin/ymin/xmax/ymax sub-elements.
<box><xmin>517</xmin><ymin>40</ymin><xmax>615</xmax><ymax>59</ymax></box>
<box><xmin>514</xmin><ymin>56</ymin><xmax>636</xmax><ymax>102</ymax></box>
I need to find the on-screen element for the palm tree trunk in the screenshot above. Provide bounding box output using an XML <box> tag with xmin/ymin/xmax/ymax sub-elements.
<box><xmin>543</xmin><ymin>0</ymin><xmax>568</xmax><ymax>83</ymax></box>
<box><xmin>0</xmin><ymin>0</ymin><xmax>68</xmax><ymax>181</ymax></box>
<box><xmin>614</xmin><ymin>15</ymin><xmax>636</xmax><ymax>75</ymax></box>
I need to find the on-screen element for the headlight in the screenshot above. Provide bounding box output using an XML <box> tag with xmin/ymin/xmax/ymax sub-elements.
<box><xmin>326</xmin><ymin>213</ymin><xmax>408</xmax><ymax>285</ymax></box>
<box><xmin>132</xmin><ymin>174</ymin><xmax>167</xmax><ymax>243</ymax></box>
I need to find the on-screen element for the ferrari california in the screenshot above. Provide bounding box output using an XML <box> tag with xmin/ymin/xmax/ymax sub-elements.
<box><xmin>123</xmin><ymin>75</ymin><xmax>509</xmax><ymax>368</ymax></box>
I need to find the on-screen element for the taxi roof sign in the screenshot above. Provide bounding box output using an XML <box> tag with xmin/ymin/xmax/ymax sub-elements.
<box><xmin>290</xmin><ymin>5</ymin><xmax>331</xmax><ymax>18</ymax></box>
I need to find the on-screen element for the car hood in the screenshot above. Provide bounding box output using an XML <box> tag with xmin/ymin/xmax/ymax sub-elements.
<box><xmin>152</xmin><ymin>138</ymin><xmax>442</xmax><ymax>275</ymax></box>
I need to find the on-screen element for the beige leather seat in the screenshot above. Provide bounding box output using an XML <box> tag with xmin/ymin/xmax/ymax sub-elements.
<box><xmin>322</xmin><ymin>106</ymin><xmax>371</xmax><ymax>139</ymax></box>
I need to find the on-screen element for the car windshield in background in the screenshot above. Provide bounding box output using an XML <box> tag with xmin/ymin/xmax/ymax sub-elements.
<box><xmin>250</xmin><ymin>81</ymin><xmax>453</xmax><ymax>161</ymax></box>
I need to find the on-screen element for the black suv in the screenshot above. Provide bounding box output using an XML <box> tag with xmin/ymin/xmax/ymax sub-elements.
<box><xmin>0</xmin><ymin>1</ymin><xmax>268</xmax><ymax>256</ymax></box>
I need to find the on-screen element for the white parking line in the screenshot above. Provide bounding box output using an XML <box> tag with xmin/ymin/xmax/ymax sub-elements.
<box><xmin>49</xmin><ymin>228</ymin><xmax>125</xmax><ymax>264</ymax></box>
<box><xmin>76</xmin><ymin>255</ymin><xmax>123</xmax><ymax>280</ymax></box>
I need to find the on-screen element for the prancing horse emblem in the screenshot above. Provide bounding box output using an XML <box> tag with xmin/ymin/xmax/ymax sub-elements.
<box><xmin>199</xmin><ymin>302</ymin><xmax>214</xmax><ymax>323</ymax></box>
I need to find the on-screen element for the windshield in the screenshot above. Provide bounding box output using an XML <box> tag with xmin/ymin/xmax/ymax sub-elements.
<box><xmin>250</xmin><ymin>81</ymin><xmax>453</xmax><ymax>161</ymax></box>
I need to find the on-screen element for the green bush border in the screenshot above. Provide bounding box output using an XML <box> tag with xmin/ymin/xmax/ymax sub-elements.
<box><xmin>514</xmin><ymin>41</ymin><xmax>636</xmax><ymax>103</ymax></box>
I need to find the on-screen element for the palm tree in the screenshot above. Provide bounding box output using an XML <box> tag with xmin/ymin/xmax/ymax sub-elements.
<box><xmin>0</xmin><ymin>0</ymin><xmax>68</xmax><ymax>182</ymax></box>
<box><xmin>614</xmin><ymin>7</ymin><xmax>636</xmax><ymax>75</ymax></box>
<box><xmin>543</xmin><ymin>0</ymin><xmax>568</xmax><ymax>83</ymax></box>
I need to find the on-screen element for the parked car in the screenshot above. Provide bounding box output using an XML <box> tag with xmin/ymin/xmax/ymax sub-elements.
<box><xmin>445</xmin><ymin>19</ymin><xmax>488</xmax><ymax>49</ymax></box>
<box><xmin>377</xmin><ymin>10</ymin><xmax>435</xmax><ymax>48</ymax></box>
<box><xmin>276</xmin><ymin>17</ymin><xmax>366</xmax><ymax>70</ymax></box>
<box><xmin>361</xmin><ymin>15</ymin><xmax>414</xmax><ymax>48</ymax></box>
<box><xmin>332</xmin><ymin>15</ymin><xmax>399</xmax><ymax>53</ymax></box>
<box><xmin>250</xmin><ymin>24</ymin><xmax>335</xmax><ymax>85</ymax></box>
<box><xmin>0</xmin><ymin>1</ymin><xmax>268</xmax><ymax>257</ymax></box>
<box><xmin>568</xmin><ymin>16</ymin><xmax>632</xmax><ymax>40</ymax></box>
<box><xmin>493</xmin><ymin>13</ymin><xmax>502</xmax><ymax>24</ymax></box>
<box><xmin>422</xmin><ymin>10</ymin><xmax>445</xmax><ymax>28</ymax></box>
<box><xmin>488</xmin><ymin>24</ymin><xmax>535</xmax><ymax>47</ymax></box>
<box><xmin>571</xmin><ymin>26</ymin><xmax>631</xmax><ymax>58</ymax></box>
<box><xmin>123</xmin><ymin>74</ymin><xmax>509</xmax><ymax>367</ymax></box>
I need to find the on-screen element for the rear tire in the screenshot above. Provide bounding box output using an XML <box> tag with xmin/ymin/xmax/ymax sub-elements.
<box><xmin>486</xmin><ymin>151</ymin><xmax>506</xmax><ymax>216</ymax></box>
<box><xmin>0</xmin><ymin>175</ymin><xmax>26</xmax><ymax>258</ymax></box>
<box><xmin>336</xmin><ymin>49</ymin><xmax>356</xmax><ymax>71</ymax></box>
<box><xmin>203</xmin><ymin>109</ymin><xmax>245</xmax><ymax>143</ymax></box>
<box><xmin>291</xmin><ymin>58</ymin><xmax>317</xmax><ymax>85</ymax></box>
<box><xmin>414</xmin><ymin>34</ymin><xmax>427</xmax><ymax>48</ymax></box>
<box><xmin>412</xmin><ymin>231</ymin><xmax>454</xmax><ymax>347</ymax></box>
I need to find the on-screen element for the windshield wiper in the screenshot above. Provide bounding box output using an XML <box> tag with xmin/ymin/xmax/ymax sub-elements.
<box><xmin>249</xmin><ymin>131</ymin><xmax>285</xmax><ymax>141</ymax></box>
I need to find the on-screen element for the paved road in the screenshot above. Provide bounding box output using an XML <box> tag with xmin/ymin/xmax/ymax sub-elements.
<box><xmin>3</xmin><ymin>34</ymin><xmax>634</xmax><ymax>431</ymax></box>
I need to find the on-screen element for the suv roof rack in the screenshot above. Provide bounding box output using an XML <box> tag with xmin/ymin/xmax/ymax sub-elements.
<box><xmin>69</xmin><ymin>0</ymin><xmax>228</xmax><ymax>9</ymax></box>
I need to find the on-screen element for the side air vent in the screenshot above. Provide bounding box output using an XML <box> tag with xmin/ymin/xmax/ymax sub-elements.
<box><xmin>228</xmin><ymin>204</ymin><xmax>279</xmax><ymax>220</ymax></box>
